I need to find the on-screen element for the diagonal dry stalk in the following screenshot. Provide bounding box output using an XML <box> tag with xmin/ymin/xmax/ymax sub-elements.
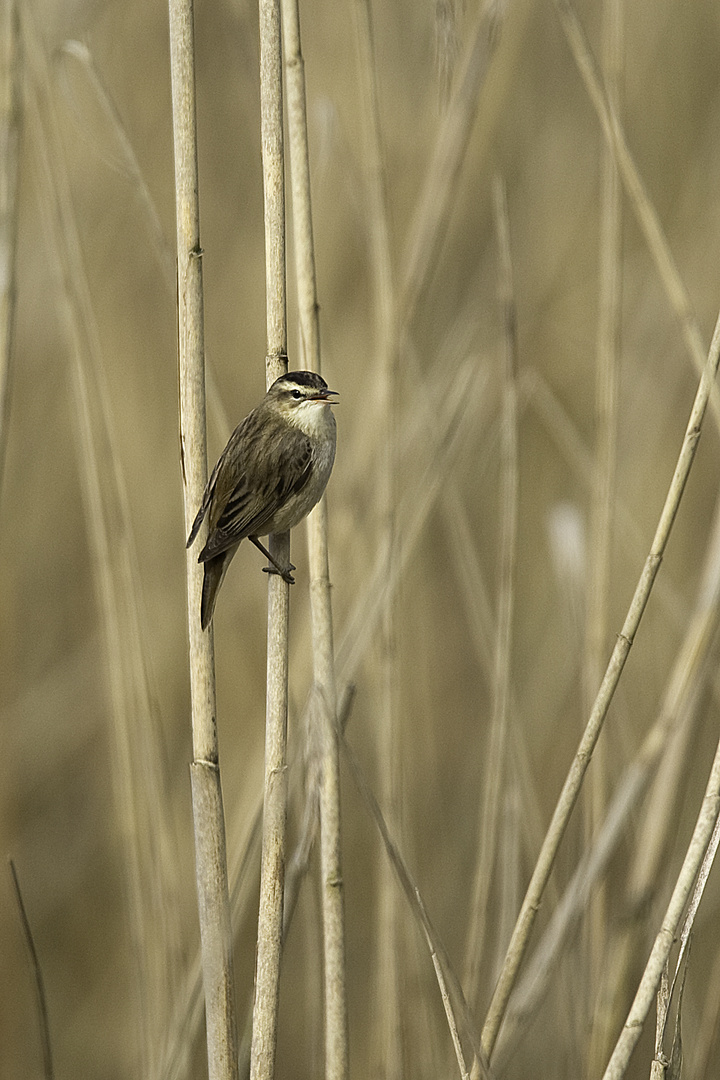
<box><xmin>481</xmin><ymin>303</ymin><xmax>720</xmax><ymax>1060</ymax></box>
<box><xmin>281</xmin><ymin>0</ymin><xmax>348</xmax><ymax>1076</ymax></box>
<box><xmin>583</xmin><ymin>494</ymin><xmax>720</xmax><ymax>1068</ymax></box>
<box><xmin>168</xmin><ymin>1</ymin><xmax>238</xmax><ymax>1078</ymax></box>
<box><xmin>490</xmin><ymin>494</ymin><xmax>720</xmax><ymax>1071</ymax></box>
<box><xmin>666</xmin><ymin>813</ymin><xmax>720</xmax><ymax>1041</ymax></box>
<box><xmin>250</xmin><ymin>1</ymin><xmax>290</xmax><ymax>1078</ymax></box>
<box><xmin>0</xmin><ymin>0</ymin><xmax>21</xmax><ymax>497</ymax></box>
<box><xmin>601</xmin><ymin>731</ymin><xmax>720</xmax><ymax>1079</ymax></box>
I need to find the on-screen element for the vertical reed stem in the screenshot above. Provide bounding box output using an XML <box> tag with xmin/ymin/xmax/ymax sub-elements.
<box><xmin>250</xmin><ymin>1</ymin><xmax>290</xmax><ymax>1077</ymax></box>
<box><xmin>168</xmin><ymin>2</ymin><xmax>238</xmax><ymax>1077</ymax></box>
<box><xmin>281</xmin><ymin>0</ymin><xmax>348</xmax><ymax>1076</ymax></box>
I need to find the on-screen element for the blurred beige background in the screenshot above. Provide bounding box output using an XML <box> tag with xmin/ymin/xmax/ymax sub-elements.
<box><xmin>3</xmin><ymin>0</ymin><xmax>720</xmax><ymax>1077</ymax></box>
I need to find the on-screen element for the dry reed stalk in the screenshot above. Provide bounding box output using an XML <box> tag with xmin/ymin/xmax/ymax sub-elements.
<box><xmin>583</xmin><ymin>0</ymin><xmax>623</xmax><ymax>1010</ymax></box>
<box><xmin>351</xmin><ymin>0</ymin><xmax>403</xmax><ymax>1072</ymax></box>
<box><xmin>281</xmin><ymin>0</ymin><xmax>348</xmax><ymax>1075</ymax></box>
<box><xmin>250</xmin><ymin>1</ymin><xmax>290</xmax><ymax>1078</ymax></box>
<box><xmin>553</xmin><ymin>0</ymin><xmax>720</xmax><ymax>436</ymax></box>
<box><xmin>667</xmin><ymin>816</ymin><xmax>720</xmax><ymax>1039</ymax></box>
<box><xmin>650</xmin><ymin>965</ymin><xmax>675</xmax><ymax>1080</ymax></box>
<box><xmin>601</xmin><ymin>737</ymin><xmax>720</xmax><ymax>1079</ymax></box>
<box><xmin>168</xmin><ymin>2</ymin><xmax>238</xmax><ymax>1078</ymax></box>
<box><xmin>0</xmin><ymin>0</ymin><xmax>21</xmax><ymax>496</ymax></box>
<box><xmin>482</xmin><ymin>303</ymin><xmax>720</xmax><ymax>1060</ymax></box>
<box><xmin>25</xmin><ymin>12</ymin><xmax>185</xmax><ymax>1074</ymax></box>
<box><xmin>464</xmin><ymin>176</ymin><xmax>519</xmax><ymax>1006</ymax></box>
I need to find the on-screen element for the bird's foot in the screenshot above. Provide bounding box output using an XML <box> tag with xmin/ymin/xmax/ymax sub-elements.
<box><xmin>250</xmin><ymin>537</ymin><xmax>296</xmax><ymax>584</ymax></box>
<box><xmin>262</xmin><ymin>562</ymin><xmax>296</xmax><ymax>585</ymax></box>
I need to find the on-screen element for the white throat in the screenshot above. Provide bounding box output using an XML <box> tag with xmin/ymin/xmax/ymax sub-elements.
<box><xmin>289</xmin><ymin>399</ymin><xmax>336</xmax><ymax>440</ymax></box>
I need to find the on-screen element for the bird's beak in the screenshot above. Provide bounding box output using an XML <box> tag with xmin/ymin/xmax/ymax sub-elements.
<box><xmin>310</xmin><ymin>388</ymin><xmax>339</xmax><ymax>403</ymax></box>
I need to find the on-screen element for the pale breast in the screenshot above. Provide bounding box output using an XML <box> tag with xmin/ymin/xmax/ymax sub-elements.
<box><xmin>262</xmin><ymin>406</ymin><xmax>336</xmax><ymax>535</ymax></box>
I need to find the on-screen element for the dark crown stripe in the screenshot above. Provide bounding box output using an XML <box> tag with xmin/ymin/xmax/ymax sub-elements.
<box><xmin>274</xmin><ymin>370</ymin><xmax>328</xmax><ymax>390</ymax></box>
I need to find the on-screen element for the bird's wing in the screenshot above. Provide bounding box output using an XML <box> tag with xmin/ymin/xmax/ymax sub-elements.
<box><xmin>199</xmin><ymin>423</ymin><xmax>313</xmax><ymax>561</ymax></box>
<box><xmin>186</xmin><ymin>448</ymin><xmax>225</xmax><ymax>548</ymax></box>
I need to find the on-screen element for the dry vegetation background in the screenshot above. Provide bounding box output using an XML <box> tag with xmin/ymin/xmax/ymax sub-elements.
<box><xmin>2</xmin><ymin>0</ymin><xmax>720</xmax><ymax>1078</ymax></box>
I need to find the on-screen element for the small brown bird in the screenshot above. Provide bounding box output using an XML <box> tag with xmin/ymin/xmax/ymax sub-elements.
<box><xmin>187</xmin><ymin>370</ymin><xmax>338</xmax><ymax>629</ymax></box>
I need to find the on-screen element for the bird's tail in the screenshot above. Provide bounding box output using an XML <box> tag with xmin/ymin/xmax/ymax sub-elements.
<box><xmin>200</xmin><ymin>550</ymin><xmax>233</xmax><ymax>630</ymax></box>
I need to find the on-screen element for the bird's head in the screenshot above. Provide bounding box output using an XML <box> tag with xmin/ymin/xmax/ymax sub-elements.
<box><xmin>266</xmin><ymin>371</ymin><xmax>338</xmax><ymax>431</ymax></box>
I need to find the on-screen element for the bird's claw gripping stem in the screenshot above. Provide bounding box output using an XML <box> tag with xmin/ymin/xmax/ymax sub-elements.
<box><xmin>262</xmin><ymin>563</ymin><xmax>296</xmax><ymax>585</ymax></box>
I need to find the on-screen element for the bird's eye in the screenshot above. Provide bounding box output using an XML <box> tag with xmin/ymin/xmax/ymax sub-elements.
<box><xmin>291</xmin><ymin>389</ymin><xmax>302</xmax><ymax>399</ymax></box>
